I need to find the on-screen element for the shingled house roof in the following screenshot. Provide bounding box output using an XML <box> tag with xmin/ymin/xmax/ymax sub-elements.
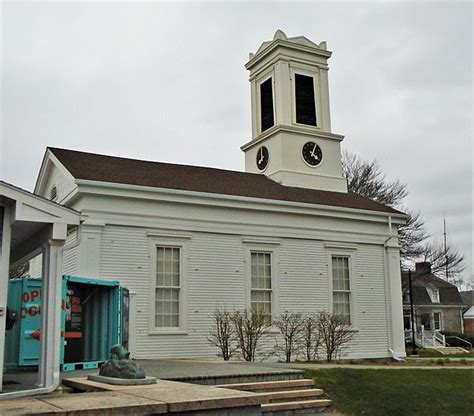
<box><xmin>47</xmin><ymin>147</ymin><xmax>403</xmax><ymax>215</ymax></box>
<box><xmin>401</xmin><ymin>262</ymin><xmax>464</xmax><ymax>306</ymax></box>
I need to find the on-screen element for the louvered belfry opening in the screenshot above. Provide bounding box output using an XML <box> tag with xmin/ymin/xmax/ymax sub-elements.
<box><xmin>295</xmin><ymin>74</ymin><xmax>317</xmax><ymax>126</ymax></box>
<box><xmin>260</xmin><ymin>78</ymin><xmax>274</xmax><ymax>132</ymax></box>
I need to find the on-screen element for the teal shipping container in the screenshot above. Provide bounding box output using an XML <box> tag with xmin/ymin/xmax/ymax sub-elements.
<box><xmin>5</xmin><ymin>275</ymin><xmax>129</xmax><ymax>372</ymax></box>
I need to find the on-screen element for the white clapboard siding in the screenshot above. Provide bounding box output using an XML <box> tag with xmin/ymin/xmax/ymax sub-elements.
<box><xmin>63</xmin><ymin>228</ymin><xmax>79</xmax><ymax>275</ymax></box>
<box><xmin>95</xmin><ymin>223</ymin><xmax>392</xmax><ymax>360</ymax></box>
<box><xmin>37</xmin><ymin>160</ymin><xmax>76</xmax><ymax>204</ymax></box>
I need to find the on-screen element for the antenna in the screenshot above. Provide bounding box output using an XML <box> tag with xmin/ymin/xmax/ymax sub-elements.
<box><xmin>443</xmin><ymin>214</ymin><xmax>448</xmax><ymax>281</ymax></box>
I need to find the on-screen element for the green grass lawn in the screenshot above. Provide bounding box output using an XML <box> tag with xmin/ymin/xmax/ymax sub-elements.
<box><xmin>306</xmin><ymin>368</ymin><xmax>474</xmax><ymax>416</ymax></box>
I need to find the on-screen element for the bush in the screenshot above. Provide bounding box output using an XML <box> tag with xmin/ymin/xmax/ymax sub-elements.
<box><xmin>207</xmin><ymin>310</ymin><xmax>236</xmax><ymax>360</ymax></box>
<box><xmin>301</xmin><ymin>314</ymin><xmax>321</xmax><ymax>361</ymax></box>
<box><xmin>274</xmin><ymin>312</ymin><xmax>304</xmax><ymax>363</ymax></box>
<box><xmin>231</xmin><ymin>309</ymin><xmax>271</xmax><ymax>361</ymax></box>
<box><xmin>316</xmin><ymin>311</ymin><xmax>355</xmax><ymax>362</ymax></box>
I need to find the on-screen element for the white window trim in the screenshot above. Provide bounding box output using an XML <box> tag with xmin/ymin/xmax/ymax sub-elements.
<box><xmin>257</xmin><ymin>70</ymin><xmax>276</xmax><ymax>134</ymax></box>
<box><xmin>148</xmin><ymin>235</ymin><xmax>190</xmax><ymax>335</ymax></box>
<box><xmin>427</xmin><ymin>287</ymin><xmax>440</xmax><ymax>303</ymax></box>
<box><xmin>433</xmin><ymin>310</ymin><xmax>443</xmax><ymax>331</ymax></box>
<box><xmin>326</xmin><ymin>247</ymin><xmax>358</xmax><ymax>329</ymax></box>
<box><xmin>244</xmin><ymin>242</ymin><xmax>279</xmax><ymax>323</ymax></box>
<box><xmin>290</xmin><ymin>65</ymin><xmax>321</xmax><ymax>129</ymax></box>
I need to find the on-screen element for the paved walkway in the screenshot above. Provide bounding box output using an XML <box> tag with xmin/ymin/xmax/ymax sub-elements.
<box><xmin>0</xmin><ymin>378</ymin><xmax>263</xmax><ymax>415</ymax></box>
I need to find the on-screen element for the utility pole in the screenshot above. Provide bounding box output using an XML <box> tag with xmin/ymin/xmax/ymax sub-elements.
<box><xmin>408</xmin><ymin>269</ymin><xmax>417</xmax><ymax>355</ymax></box>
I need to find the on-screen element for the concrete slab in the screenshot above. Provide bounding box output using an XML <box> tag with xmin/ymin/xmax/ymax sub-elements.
<box><xmin>58</xmin><ymin>377</ymin><xmax>264</xmax><ymax>415</ymax></box>
<box><xmin>39</xmin><ymin>391</ymin><xmax>167</xmax><ymax>415</ymax></box>
<box><xmin>0</xmin><ymin>397</ymin><xmax>61</xmax><ymax>415</ymax></box>
<box><xmin>64</xmin><ymin>359</ymin><xmax>304</xmax><ymax>385</ymax></box>
<box><xmin>87</xmin><ymin>374</ymin><xmax>157</xmax><ymax>385</ymax></box>
<box><xmin>126</xmin><ymin>384</ymin><xmax>262</xmax><ymax>413</ymax></box>
<box><xmin>62</xmin><ymin>377</ymin><xmax>185</xmax><ymax>392</ymax></box>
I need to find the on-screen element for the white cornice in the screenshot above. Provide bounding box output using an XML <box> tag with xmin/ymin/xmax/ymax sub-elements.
<box><xmin>246</xmin><ymin>39</ymin><xmax>332</xmax><ymax>70</ymax></box>
<box><xmin>240</xmin><ymin>125</ymin><xmax>344</xmax><ymax>151</ymax></box>
<box><xmin>74</xmin><ymin>179</ymin><xmax>406</xmax><ymax>222</ymax></box>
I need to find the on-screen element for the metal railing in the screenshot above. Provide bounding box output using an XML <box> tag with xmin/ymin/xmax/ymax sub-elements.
<box><xmin>445</xmin><ymin>336</ymin><xmax>472</xmax><ymax>350</ymax></box>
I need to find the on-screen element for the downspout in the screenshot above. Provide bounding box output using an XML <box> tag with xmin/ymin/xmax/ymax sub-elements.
<box><xmin>0</xmin><ymin>224</ymin><xmax>82</xmax><ymax>400</ymax></box>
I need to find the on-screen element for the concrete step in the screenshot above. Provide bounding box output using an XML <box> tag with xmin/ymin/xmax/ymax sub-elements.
<box><xmin>217</xmin><ymin>378</ymin><xmax>315</xmax><ymax>392</ymax></box>
<box><xmin>432</xmin><ymin>347</ymin><xmax>470</xmax><ymax>355</ymax></box>
<box><xmin>261</xmin><ymin>398</ymin><xmax>332</xmax><ymax>414</ymax></box>
<box><xmin>258</xmin><ymin>388</ymin><xmax>325</xmax><ymax>403</ymax></box>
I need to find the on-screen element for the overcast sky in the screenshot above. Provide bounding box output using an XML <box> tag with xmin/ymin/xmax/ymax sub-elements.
<box><xmin>1</xmin><ymin>1</ymin><xmax>472</xmax><ymax>280</ymax></box>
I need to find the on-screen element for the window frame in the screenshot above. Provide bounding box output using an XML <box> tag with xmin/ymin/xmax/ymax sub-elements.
<box><xmin>326</xmin><ymin>246</ymin><xmax>357</xmax><ymax>328</ymax></box>
<box><xmin>290</xmin><ymin>66</ymin><xmax>321</xmax><ymax>129</ymax></box>
<box><xmin>427</xmin><ymin>287</ymin><xmax>440</xmax><ymax>303</ymax></box>
<box><xmin>433</xmin><ymin>311</ymin><xmax>443</xmax><ymax>331</ymax></box>
<box><xmin>244</xmin><ymin>240</ymin><xmax>279</xmax><ymax>323</ymax></box>
<box><xmin>148</xmin><ymin>234</ymin><xmax>190</xmax><ymax>335</ymax></box>
<box><xmin>257</xmin><ymin>71</ymin><xmax>276</xmax><ymax>134</ymax></box>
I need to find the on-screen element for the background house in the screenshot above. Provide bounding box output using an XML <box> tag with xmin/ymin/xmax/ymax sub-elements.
<box><xmin>401</xmin><ymin>262</ymin><xmax>464</xmax><ymax>335</ymax></box>
<box><xmin>460</xmin><ymin>290</ymin><xmax>473</xmax><ymax>337</ymax></box>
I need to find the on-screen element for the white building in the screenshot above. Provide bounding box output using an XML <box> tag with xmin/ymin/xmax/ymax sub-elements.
<box><xmin>33</xmin><ymin>31</ymin><xmax>407</xmax><ymax>360</ymax></box>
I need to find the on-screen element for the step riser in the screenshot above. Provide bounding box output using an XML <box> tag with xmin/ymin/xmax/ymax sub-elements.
<box><xmin>236</xmin><ymin>385</ymin><xmax>315</xmax><ymax>393</ymax></box>
<box><xmin>262</xmin><ymin>409</ymin><xmax>331</xmax><ymax>415</ymax></box>
<box><xmin>174</xmin><ymin>372</ymin><xmax>305</xmax><ymax>386</ymax></box>
<box><xmin>217</xmin><ymin>379</ymin><xmax>314</xmax><ymax>391</ymax></box>
<box><xmin>262</xmin><ymin>399</ymin><xmax>332</xmax><ymax>413</ymax></box>
<box><xmin>258</xmin><ymin>389</ymin><xmax>325</xmax><ymax>403</ymax></box>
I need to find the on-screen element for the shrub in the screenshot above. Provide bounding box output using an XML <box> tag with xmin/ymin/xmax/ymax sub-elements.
<box><xmin>301</xmin><ymin>314</ymin><xmax>321</xmax><ymax>361</ymax></box>
<box><xmin>274</xmin><ymin>312</ymin><xmax>304</xmax><ymax>363</ymax></box>
<box><xmin>231</xmin><ymin>309</ymin><xmax>271</xmax><ymax>361</ymax></box>
<box><xmin>207</xmin><ymin>310</ymin><xmax>236</xmax><ymax>361</ymax></box>
<box><xmin>316</xmin><ymin>311</ymin><xmax>355</xmax><ymax>362</ymax></box>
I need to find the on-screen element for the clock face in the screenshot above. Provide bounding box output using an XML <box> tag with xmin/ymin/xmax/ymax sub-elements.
<box><xmin>302</xmin><ymin>142</ymin><xmax>323</xmax><ymax>166</ymax></box>
<box><xmin>256</xmin><ymin>146</ymin><xmax>269</xmax><ymax>171</ymax></box>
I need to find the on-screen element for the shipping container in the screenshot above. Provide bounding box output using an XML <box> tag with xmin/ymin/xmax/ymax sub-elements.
<box><xmin>5</xmin><ymin>275</ymin><xmax>129</xmax><ymax>371</ymax></box>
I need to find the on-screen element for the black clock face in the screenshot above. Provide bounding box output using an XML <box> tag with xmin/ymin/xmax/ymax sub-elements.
<box><xmin>256</xmin><ymin>146</ymin><xmax>269</xmax><ymax>171</ymax></box>
<box><xmin>302</xmin><ymin>142</ymin><xmax>323</xmax><ymax>166</ymax></box>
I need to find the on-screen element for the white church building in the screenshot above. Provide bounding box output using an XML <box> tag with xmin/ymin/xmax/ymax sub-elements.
<box><xmin>32</xmin><ymin>31</ymin><xmax>407</xmax><ymax>360</ymax></box>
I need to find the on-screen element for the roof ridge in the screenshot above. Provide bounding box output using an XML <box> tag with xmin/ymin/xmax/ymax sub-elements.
<box><xmin>48</xmin><ymin>146</ymin><xmax>257</xmax><ymax>177</ymax></box>
<box><xmin>45</xmin><ymin>147</ymin><xmax>403</xmax><ymax>215</ymax></box>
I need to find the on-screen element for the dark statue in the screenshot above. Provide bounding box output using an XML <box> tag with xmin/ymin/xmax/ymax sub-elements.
<box><xmin>99</xmin><ymin>344</ymin><xmax>146</xmax><ymax>379</ymax></box>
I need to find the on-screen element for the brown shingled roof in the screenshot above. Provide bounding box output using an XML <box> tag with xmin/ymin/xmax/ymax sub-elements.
<box><xmin>48</xmin><ymin>147</ymin><xmax>403</xmax><ymax>215</ymax></box>
<box><xmin>401</xmin><ymin>269</ymin><xmax>464</xmax><ymax>306</ymax></box>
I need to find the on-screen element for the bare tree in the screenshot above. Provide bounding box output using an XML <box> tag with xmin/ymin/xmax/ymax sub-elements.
<box><xmin>421</xmin><ymin>242</ymin><xmax>465</xmax><ymax>282</ymax></box>
<box><xmin>274</xmin><ymin>312</ymin><xmax>304</xmax><ymax>363</ymax></box>
<box><xmin>342</xmin><ymin>151</ymin><xmax>428</xmax><ymax>262</ymax></box>
<box><xmin>342</xmin><ymin>151</ymin><xmax>408</xmax><ymax>207</ymax></box>
<box><xmin>208</xmin><ymin>310</ymin><xmax>236</xmax><ymax>361</ymax></box>
<box><xmin>231</xmin><ymin>309</ymin><xmax>271</xmax><ymax>362</ymax></box>
<box><xmin>301</xmin><ymin>314</ymin><xmax>321</xmax><ymax>362</ymax></box>
<box><xmin>316</xmin><ymin>311</ymin><xmax>355</xmax><ymax>362</ymax></box>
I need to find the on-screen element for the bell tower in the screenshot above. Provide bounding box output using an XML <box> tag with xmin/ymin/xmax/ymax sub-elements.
<box><xmin>241</xmin><ymin>30</ymin><xmax>348</xmax><ymax>193</ymax></box>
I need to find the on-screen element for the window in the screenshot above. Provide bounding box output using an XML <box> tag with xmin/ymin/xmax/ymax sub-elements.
<box><xmin>403</xmin><ymin>311</ymin><xmax>412</xmax><ymax>330</ymax></box>
<box><xmin>295</xmin><ymin>74</ymin><xmax>317</xmax><ymax>126</ymax></box>
<box><xmin>433</xmin><ymin>312</ymin><xmax>442</xmax><ymax>330</ymax></box>
<box><xmin>421</xmin><ymin>313</ymin><xmax>431</xmax><ymax>330</ymax></box>
<box><xmin>155</xmin><ymin>246</ymin><xmax>180</xmax><ymax>328</ymax></box>
<box><xmin>50</xmin><ymin>186</ymin><xmax>58</xmax><ymax>201</ymax></box>
<box><xmin>427</xmin><ymin>287</ymin><xmax>440</xmax><ymax>303</ymax></box>
<box><xmin>250</xmin><ymin>252</ymin><xmax>272</xmax><ymax>322</ymax></box>
<box><xmin>402</xmin><ymin>290</ymin><xmax>410</xmax><ymax>304</ymax></box>
<box><xmin>332</xmin><ymin>256</ymin><xmax>351</xmax><ymax>324</ymax></box>
<box><xmin>260</xmin><ymin>78</ymin><xmax>274</xmax><ymax>132</ymax></box>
